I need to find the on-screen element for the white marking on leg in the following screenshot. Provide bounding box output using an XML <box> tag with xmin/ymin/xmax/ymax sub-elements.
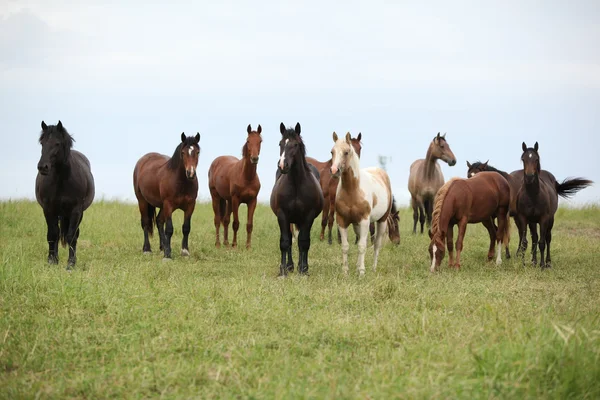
<box><xmin>430</xmin><ymin>244</ymin><xmax>437</xmax><ymax>272</ymax></box>
<box><xmin>181</xmin><ymin>248</ymin><xmax>190</xmax><ymax>257</ymax></box>
<box><xmin>496</xmin><ymin>242</ymin><xmax>502</xmax><ymax>265</ymax></box>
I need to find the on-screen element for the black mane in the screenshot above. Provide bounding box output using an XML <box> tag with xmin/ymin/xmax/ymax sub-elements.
<box><xmin>282</xmin><ymin>128</ymin><xmax>307</xmax><ymax>159</ymax></box>
<box><xmin>470</xmin><ymin>161</ymin><xmax>511</xmax><ymax>181</ymax></box>
<box><xmin>39</xmin><ymin>124</ymin><xmax>75</xmax><ymax>149</ymax></box>
<box><xmin>167</xmin><ymin>137</ymin><xmax>198</xmax><ymax>170</ymax></box>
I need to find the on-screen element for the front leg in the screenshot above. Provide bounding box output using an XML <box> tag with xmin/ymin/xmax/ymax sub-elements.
<box><xmin>277</xmin><ymin>212</ymin><xmax>292</xmax><ymax>276</ymax></box>
<box><xmin>43</xmin><ymin>211</ymin><xmax>59</xmax><ymax>264</ymax></box>
<box><xmin>338</xmin><ymin>222</ymin><xmax>350</xmax><ymax>275</ymax></box>
<box><xmin>231</xmin><ymin>196</ymin><xmax>241</xmax><ymax>248</ymax></box>
<box><xmin>181</xmin><ymin>202</ymin><xmax>196</xmax><ymax>257</ymax></box>
<box><xmin>447</xmin><ymin>224</ymin><xmax>455</xmax><ymax>268</ymax></box>
<box><xmin>356</xmin><ymin>219</ymin><xmax>370</xmax><ymax>277</ymax></box>
<box><xmin>528</xmin><ymin>222</ymin><xmax>538</xmax><ymax>267</ymax></box>
<box><xmin>65</xmin><ymin>209</ymin><xmax>83</xmax><ymax>269</ymax></box>
<box><xmin>160</xmin><ymin>204</ymin><xmax>174</xmax><ymax>259</ymax></box>
<box><xmin>454</xmin><ymin>218</ymin><xmax>468</xmax><ymax>269</ymax></box>
<box><xmin>297</xmin><ymin>217</ymin><xmax>316</xmax><ymax>275</ymax></box>
<box><xmin>246</xmin><ymin>198</ymin><xmax>257</xmax><ymax>249</ymax></box>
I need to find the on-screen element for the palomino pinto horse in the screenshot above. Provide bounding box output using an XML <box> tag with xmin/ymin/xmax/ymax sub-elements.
<box><xmin>428</xmin><ymin>172</ymin><xmax>511</xmax><ymax>272</ymax></box>
<box><xmin>208</xmin><ymin>124</ymin><xmax>262</xmax><ymax>249</ymax></box>
<box><xmin>271</xmin><ymin>123</ymin><xmax>324</xmax><ymax>276</ymax></box>
<box><xmin>133</xmin><ymin>132</ymin><xmax>200</xmax><ymax>259</ymax></box>
<box><xmin>306</xmin><ymin>133</ymin><xmax>362</xmax><ymax>244</ymax></box>
<box><xmin>330</xmin><ymin>132</ymin><xmax>393</xmax><ymax>276</ymax></box>
<box><xmin>35</xmin><ymin>121</ymin><xmax>95</xmax><ymax>269</ymax></box>
<box><xmin>408</xmin><ymin>132</ymin><xmax>457</xmax><ymax>234</ymax></box>
<box><xmin>516</xmin><ymin>142</ymin><xmax>592</xmax><ymax>268</ymax></box>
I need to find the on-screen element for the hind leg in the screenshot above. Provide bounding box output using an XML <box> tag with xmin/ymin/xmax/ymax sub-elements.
<box><xmin>277</xmin><ymin>212</ymin><xmax>293</xmax><ymax>276</ymax></box>
<box><xmin>211</xmin><ymin>193</ymin><xmax>223</xmax><ymax>248</ymax></box>
<box><xmin>43</xmin><ymin>210</ymin><xmax>59</xmax><ymax>264</ymax></box>
<box><xmin>181</xmin><ymin>202</ymin><xmax>196</xmax><ymax>257</ymax></box>
<box><xmin>482</xmin><ymin>218</ymin><xmax>496</xmax><ymax>261</ymax></box>
<box><xmin>230</xmin><ymin>197</ymin><xmax>241</xmax><ymax>248</ymax></box>
<box><xmin>528</xmin><ymin>222</ymin><xmax>538</xmax><ymax>266</ymax></box>
<box><xmin>65</xmin><ymin>209</ymin><xmax>83</xmax><ymax>269</ymax></box>
<box><xmin>538</xmin><ymin>217</ymin><xmax>549</xmax><ymax>269</ymax></box>
<box><xmin>156</xmin><ymin>209</ymin><xmax>165</xmax><ymax>251</ymax></box>
<box><xmin>514</xmin><ymin>216</ymin><xmax>527</xmax><ymax>257</ymax></box>
<box><xmin>419</xmin><ymin>206</ymin><xmax>426</xmax><ymax>234</ymax></box>
<box><xmin>137</xmin><ymin>201</ymin><xmax>153</xmax><ymax>253</ymax></box>
<box><xmin>319</xmin><ymin>199</ymin><xmax>329</xmax><ymax>241</ymax></box>
<box><xmin>246</xmin><ymin>198</ymin><xmax>257</xmax><ymax>249</ymax></box>
<box><xmin>373</xmin><ymin>220</ymin><xmax>387</xmax><ymax>272</ymax></box>
<box><xmin>411</xmin><ymin>197</ymin><xmax>419</xmax><ymax>234</ymax></box>
<box><xmin>425</xmin><ymin>199</ymin><xmax>433</xmax><ymax>230</ymax></box>
<box><xmin>447</xmin><ymin>224</ymin><xmax>455</xmax><ymax>268</ymax></box>
<box><xmin>545</xmin><ymin>217</ymin><xmax>554</xmax><ymax>268</ymax></box>
<box><xmin>223</xmin><ymin>201</ymin><xmax>232</xmax><ymax>247</ymax></box>
<box><xmin>297</xmin><ymin>216</ymin><xmax>316</xmax><ymax>275</ymax></box>
<box><xmin>454</xmin><ymin>218</ymin><xmax>468</xmax><ymax>269</ymax></box>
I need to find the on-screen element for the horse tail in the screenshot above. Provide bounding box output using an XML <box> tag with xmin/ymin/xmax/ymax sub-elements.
<box><xmin>430</xmin><ymin>178</ymin><xmax>459</xmax><ymax>238</ymax></box>
<box><xmin>59</xmin><ymin>217</ymin><xmax>67</xmax><ymax>248</ymax></box>
<box><xmin>146</xmin><ymin>206</ymin><xmax>156</xmax><ymax>237</ymax></box>
<box><xmin>219</xmin><ymin>198</ymin><xmax>226</xmax><ymax>219</ymax></box>
<box><xmin>555</xmin><ymin>177</ymin><xmax>593</xmax><ymax>199</ymax></box>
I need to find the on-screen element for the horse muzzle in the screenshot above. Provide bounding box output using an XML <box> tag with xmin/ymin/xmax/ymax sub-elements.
<box><xmin>37</xmin><ymin>163</ymin><xmax>49</xmax><ymax>175</ymax></box>
<box><xmin>185</xmin><ymin>169</ymin><xmax>196</xmax><ymax>180</ymax></box>
<box><xmin>251</xmin><ymin>156</ymin><xmax>259</xmax><ymax>164</ymax></box>
<box><xmin>447</xmin><ymin>159</ymin><xmax>457</xmax><ymax>167</ymax></box>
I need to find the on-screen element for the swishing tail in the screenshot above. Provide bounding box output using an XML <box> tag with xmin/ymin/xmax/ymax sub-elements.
<box><xmin>556</xmin><ymin>178</ymin><xmax>593</xmax><ymax>199</ymax></box>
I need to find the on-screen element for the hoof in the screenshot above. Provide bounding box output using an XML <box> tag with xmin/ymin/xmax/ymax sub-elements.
<box><xmin>67</xmin><ymin>259</ymin><xmax>76</xmax><ymax>270</ymax></box>
<box><xmin>48</xmin><ymin>256</ymin><xmax>58</xmax><ymax>265</ymax></box>
<box><xmin>143</xmin><ymin>250</ymin><xmax>152</xmax><ymax>255</ymax></box>
<box><xmin>162</xmin><ymin>257</ymin><xmax>172</xmax><ymax>263</ymax></box>
<box><xmin>496</xmin><ymin>259</ymin><xmax>503</xmax><ymax>266</ymax></box>
<box><xmin>181</xmin><ymin>249</ymin><xmax>190</xmax><ymax>257</ymax></box>
<box><xmin>215</xmin><ymin>242</ymin><xmax>221</xmax><ymax>249</ymax></box>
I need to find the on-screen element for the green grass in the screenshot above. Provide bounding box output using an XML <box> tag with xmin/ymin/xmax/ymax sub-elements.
<box><xmin>1</xmin><ymin>200</ymin><xmax>599</xmax><ymax>399</ymax></box>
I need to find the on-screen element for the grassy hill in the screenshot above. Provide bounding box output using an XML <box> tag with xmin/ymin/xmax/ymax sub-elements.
<box><xmin>1</xmin><ymin>200</ymin><xmax>599</xmax><ymax>398</ymax></box>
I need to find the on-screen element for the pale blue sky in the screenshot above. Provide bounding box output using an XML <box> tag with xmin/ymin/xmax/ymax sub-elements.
<box><xmin>1</xmin><ymin>0</ymin><xmax>599</xmax><ymax>205</ymax></box>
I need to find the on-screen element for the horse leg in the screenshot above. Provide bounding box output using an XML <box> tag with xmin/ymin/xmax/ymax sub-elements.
<box><xmin>338</xmin><ymin>222</ymin><xmax>350</xmax><ymax>275</ymax></box>
<box><xmin>43</xmin><ymin>211</ymin><xmax>59</xmax><ymax>264</ymax></box>
<box><xmin>211</xmin><ymin>194</ymin><xmax>223</xmax><ymax>248</ymax></box>
<box><xmin>159</xmin><ymin>204</ymin><xmax>174</xmax><ymax>259</ymax></box>
<box><xmin>277</xmin><ymin>212</ymin><xmax>292</xmax><ymax>276</ymax></box>
<box><xmin>222</xmin><ymin>201</ymin><xmax>232</xmax><ymax>247</ymax></box>
<box><xmin>538</xmin><ymin>217</ymin><xmax>549</xmax><ymax>269</ymax></box>
<box><xmin>425</xmin><ymin>198</ymin><xmax>434</xmax><ymax>230</ymax></box>
<box><xmin>65</xmin><ymin>208</ymin><xmax>83</xmax><ymax>269</ymax></box>
<box><xmin>181</xmin><ymin>202</ymin><xmax>196</xmax><ymax>257</ymax></box>
<box><xmin>447</xmin><ymin>224</ymin><xmax>455</xmax><ymax>268</ymax></box>
<box><xmin>545</xmin><ymin>217</ymin><xmax>554</xmax><ymax>268</ymax></box>
<box><xmin>373</xmin><ymin>220</ymin><xmax>387</xmax><ymax>272</ymax></box>
<box><xmin>297</xmin><ymin>219</ymin><xmax>315</xmax><ymax>275</ymax></box>
<box><xmin>419</xmin><ymin>205</ymin><xmax>426</xmax><ymax>234</ymax></box>
<box><xmin>246</xmin><ymin>198</ymin><xmax>257</xmax><ymax>249</ymax></box>
<box><xmin>514</xmin><ymin>215</ymin><xmax>527</xmax><ymax>257</ymax></box>
<box><xmin>528</xmin><ymin>222</ymin><xmax>538</xmax><ymax>267</ymax></box>
<box><xmin>482</xmin><ymin>218</ymin><xmax>496</xmax><ymax>261</ymax></box>
<box><xmin>138</xmin><ymin>200</ymin><xmax>153</xmax><ymax>253</ymax></box>
<box><xmin>356</xmin><ymin>219</ymin><xmax>370</xmax><ymax>277</ymax></box>
<box><xmin>230</xmin><ymin>197</ymin><xmax>241</xmax><ymax>248</ymax></box>
<box><xmin>454</xmin><ymin>218</ymin><xmax>468</xmax><ymax>269</ymax></box>
<box><xmin>495</xmin><ymin>211</ymin><xmax>508</xmax><ymax>266</ymax></box>
<box><xmin>156</xmin><ymin>209</ymin><xmax>165</xmax><ymax>251</ymax></box>
<box><xmin>353</xmin><ymin>224</ymin><xmax>360</xmax><ymax>245</ymax></box>
<box><xmin>330</xmin><ymin>199</ymin><xmax>338</xmax><ymax>245</ymax></box>
<box><xmin>320</xmin><ymin>198</ymin><xmax>329</xmax><ymax>242</ymax></box>
<box><xmin>411</xmin><ymin>197</ymin><xmax>418</xmax><ymax>234</ymax></box>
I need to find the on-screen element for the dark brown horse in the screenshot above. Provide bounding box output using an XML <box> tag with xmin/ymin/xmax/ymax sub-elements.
<box><xmin>271</xmin><ymin>123</ymin><xmax>324</xmax><ymax>276</ymax></box>
<box><xmin>306</xmin><ymin>133</ymin><xmax>362</xmax><ymax>244</ymax></box>
<box><xmin>408</xmin><ymin>132</ymin><xmax>457</xmax><ymax>234</ymax></box>
<box><xmin>35</xmin><ymin>121</ymin><xmax>95</xmax><ymax>269</ymax></box>
<box><xmin>428</xmin><ymin>172</ymin><xmax>511</xmax><ymax>272</ymax></box>
<box><xmin>208</xmin><ymin>124</ymin><xmax>262</xmax><ymax>249</ymax></box>
<box><xmin>133</xmin><ymin>132</ymin><xmax>200</xmax><ymax>259</ymax></box>
<box><xmin>516</xmin><ymin>142</ymin><xmax>593</xmax><ymax>268</ymax></box>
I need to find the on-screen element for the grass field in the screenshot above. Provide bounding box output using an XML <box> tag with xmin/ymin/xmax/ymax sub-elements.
<box><xmin>1</xmin><ymin>200</ymin><xmax>599</xmax><ymax>399</ymax></box>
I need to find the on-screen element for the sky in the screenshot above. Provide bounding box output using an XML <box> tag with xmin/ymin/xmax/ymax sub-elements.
<box><xmin>1</xmin><ymin>0</ymin><xmax>599</xmax><ymax>207</ymax></box>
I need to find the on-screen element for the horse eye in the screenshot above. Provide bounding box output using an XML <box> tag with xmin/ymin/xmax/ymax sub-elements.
<box><xmin>344</xmin><ymin>151</ymin><xmax>349</xmax><ymax>155</ymax></box>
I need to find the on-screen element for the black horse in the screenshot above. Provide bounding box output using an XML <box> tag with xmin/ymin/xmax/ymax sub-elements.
<box><xmin>35</xmin><ymin>121</ymin><xmax>95</xmax><ymax>269</ymax></box>
<box><xmin>516</xmin><ymin>142</ymin><xmax>592</xmax><ymax>268</ymax></box>
<box><xmin>270</xmin><ymin>122</ymin><xmax>324</xmax><ymax>276</ymax></box>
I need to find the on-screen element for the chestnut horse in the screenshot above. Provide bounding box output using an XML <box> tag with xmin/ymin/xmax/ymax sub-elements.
<box><xmin>133</xmin><ymin>132</ymin><xmax>200</xmax><ymax>259</ymax></box>
<box><xmin>35</xmin><ymin>121</ymin><xmax>95</xmax><ymax>269</ymax></box>
<box><xmin>306</xmin><ymin>133</ymin><xmax>362</xmax><ymax>244</ymax></box>
<box><xmin>208</xmin><ymin>124</ymin><xmax>262</xmax><ymax>249</ymax></box>
<box><xmin>330</xmin><ymin>132</ymin><xmax>393</xmax><ymax>277</ymax></box>
<box><xmin>271</xmin><ymin>123</ymin><xmax>324</xmax><ymax>276</ymax></box>
<box><xmin>516</xmin><ymin>142</ymin><xmax>592</xmax><ymax>268</ymax></box>
<box><xmin>408</xmin><ymin>132</ymin><xmax>457</xmax><ymax>234</ymax></box>
<box><xmin>428</xmin><ymin>172</ymin><xmax>511</xmax><ymax>272</ymax></box>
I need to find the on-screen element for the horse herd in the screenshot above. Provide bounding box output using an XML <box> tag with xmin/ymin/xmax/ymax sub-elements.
<box><xmin>35</xmin><ymin>120</ymin><xmax>592</xmax><ymax>275</ymax></box>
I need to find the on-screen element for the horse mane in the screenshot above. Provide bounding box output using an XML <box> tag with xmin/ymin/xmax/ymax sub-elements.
<box><xmin>430</xmin><ymin>178</ymin><xmax>460</xmax><ymax>237</ymax></box>
<box><xmin>39</xmin><ymin>124</ymin><xmax>75</xmax><ymax>149</ymax></box>
<box><xmin>282</xmin><ymin>128</ymin><xmax>307</xmax><ymax>159</ymax></box>
<box><xmin>471</xmin><ymin>161</ymin><xmax>511</xmax><ymax>181</ymax></box>
<box><xmin>167</xmin><ymin>137</ymin><xmax>197</xmax><ymax>170</ymax></box>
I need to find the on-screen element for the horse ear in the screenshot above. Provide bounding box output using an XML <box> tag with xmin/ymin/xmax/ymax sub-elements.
<box><xmin>534</xmin><ymin>142</ymin><xmax>539</xmax><ymax>152</ymax></box>
<box><xmin>247</xmin><ymin>124</ymin><xmax>252</xmax><ymax>134</ymax></box>
<box><xmin>257</xmin><ymin>124</ymin><xmax>262</xmax><ymax>134</ymax></box>
<box><xmin>332</xmin><ymin>132</ymin><xmax>338</xmax><ymax>142</ymax></box>
<box><xmin>41</xmin><ymin>121</ymin><xmax>47</xmax><ymax>131</ymax></box>
<box><xmin>295</xmin><ymin>122</ymin><xmax>301</xmax><ymax>135</ymax></box>
<box><xmin>357</xmin><ymin>132</ymin><xmax>362</xmax><ymax>141</ymax></box>
<box><xmin>442</xmin><ymin>132</ymin><xmax>446</xmax><ymax>139</ymax></box>
<box><xmin>436</xmin><ymin>132</ymin><xmax>441</xmax><ymax>139</ymax></box>
<box><xmin>466</xmin><ymin>161</ymin><xmax>472</xmax><ymax>168</ymax></box>
<box><xmin>483</xmin><ymin>160</ymin><xmax>489</xmax><ymax>167</ymax></box>
<box><xmin>345</xmin><ymin>132</ymin><xmax>351</xmax><ymax>144</ymax></box>
<box><xmin>522</xmin><ymin>142</ymin><xmax>527</xmax><ymax>152</ymax></box>
<box><xmin>195</xmin><ymin>133</ymin><xmax>200</xmax><ymax>143</ymax></box>
<box><xmin>57</xmin><ymin>120</ymin><xmax>63</xmax><ymax>130</ymax></box>
<box><xmin>181</xmin><ymin>132</ymin><xmax>186</xmax><ymax>142</ymax></box>
<box><xmin>280</xmin><ymin>123</ymin><xmax>285</xmax><ymax>135</ymax></box>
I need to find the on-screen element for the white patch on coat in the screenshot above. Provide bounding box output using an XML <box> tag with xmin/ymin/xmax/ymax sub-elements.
<box><xmin>431</xmin><ymin>244</ymin><xmax>437</xmax><ymax>272</ymax></box>
<box><xmin>188</xmin><ymin>147</ymin><xmax>194</xmax><ymax>156</ymax></box>
<box><xmin>529</xmin><ymin>153</ymin><xmax>532</xmax><ymax>158</ymax></box>
<box><xmin>279</xmin><ymin>139</ymin><xmax>288</xmax><ymax>169</ymax></box>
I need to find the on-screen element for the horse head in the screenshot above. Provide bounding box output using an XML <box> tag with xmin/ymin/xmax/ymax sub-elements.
<box><xmin>278</xmin><ymin>122</ymin><xmax>304</xmax><ymax>174</ymax></box>
<box><xmin>38</xmin><ymin>120</ymin><xmax>74</xmax><ymax>175</ymax></box>
<box><xmin>431</xmin><ymin>132</ymin><xmax>457</xmax><ymax>166</ymax></box>
<box><xmin>180</xmin><ymin>132</ymin><xmax>201</xmax><ymax>180</ymax></box>
<box><xmin>350</xmin><ymin>132</ymin><xmax>363</xmax><ymax>157</ymax></box>
<box><xmin>330</xmin><ymin>132</ymin><xmax>358</xmax><ymax>177</ymax></box>
<box><xmin>521</xmin><ymin>141</ymin><xmax>540</xmax><ymax>184</ymax></box>
<box><xmin>246</xmin><ymin>124</ymin><xmax>263</xmax><ymax>164</ymax></box>
<box><xmin>428</xmin><ymin>229</ymin><xmax>445</xmax><ymax>272</ymax></box>
<box><xmin>466</xmin><ymin>160</ymin><xmax>489</xmax><ymax>178</ymax></box>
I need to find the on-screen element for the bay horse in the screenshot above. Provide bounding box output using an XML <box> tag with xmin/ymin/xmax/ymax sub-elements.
<box><xmin>428</xmin><ymin>172</ymin><xmax>511</xmax><ymax>272</ymax></box>
<box><xmin>35</xmin><ymin>121</ymin><xmax>95</xmax><ymax>269</ymax></box>
<box><xmin>306</xmin><ymin>133</ymin><xmax>363</xmax><ymax>244</ymax></box>
<box><xmin>133</xmin><ymin>132</ymin><xmax>200</xmax><ymax>259</ymax></box>
<box><xmin>330</xmin><ymin>132</ymin><xmax>393</xmax><ymax>277</ymax></box>
<box><xmin>270</xmin><ymin>122</ymin><xmax>324</xmax><ymax>276</ymax></box>
<box><xmin>516</xmin><ymin>142</ymin><xmax>593</xmax><ymax>268</ymax></box>
<box><xmin>408</xmin><ymin>132</ymin><xmax>457</xmax><ymax>234</ymax></box>
<box><xmin>208</xmin><ymin>124</ymin><xmax>262</xmax><ymax>249</ymax></box>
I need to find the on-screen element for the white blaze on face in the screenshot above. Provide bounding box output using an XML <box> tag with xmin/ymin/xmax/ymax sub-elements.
<box><xmin>529</xmin><ymin>153</ymin><xmax>532</xmax><ymax>158</ymax></box>
<box><xmin>279</xmin><ymin>139</ymin><xmax>288</xmax><ymax>169</ymax></box>
<box><xmin>430</xmin><ymin>244</ymin><xmax>438</xmax><ymax>272</ymax></box>
<box><xmin>188</xmin><ymin>147</ymin><xmax>194</xmax><ymax>156</ymax></box>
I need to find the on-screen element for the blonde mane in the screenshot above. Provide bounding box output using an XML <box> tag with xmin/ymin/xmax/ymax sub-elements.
<box><xmin>430</xmin><ymin>177</ymin><xmax>460</xmax><ymax>237</ymax></box>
